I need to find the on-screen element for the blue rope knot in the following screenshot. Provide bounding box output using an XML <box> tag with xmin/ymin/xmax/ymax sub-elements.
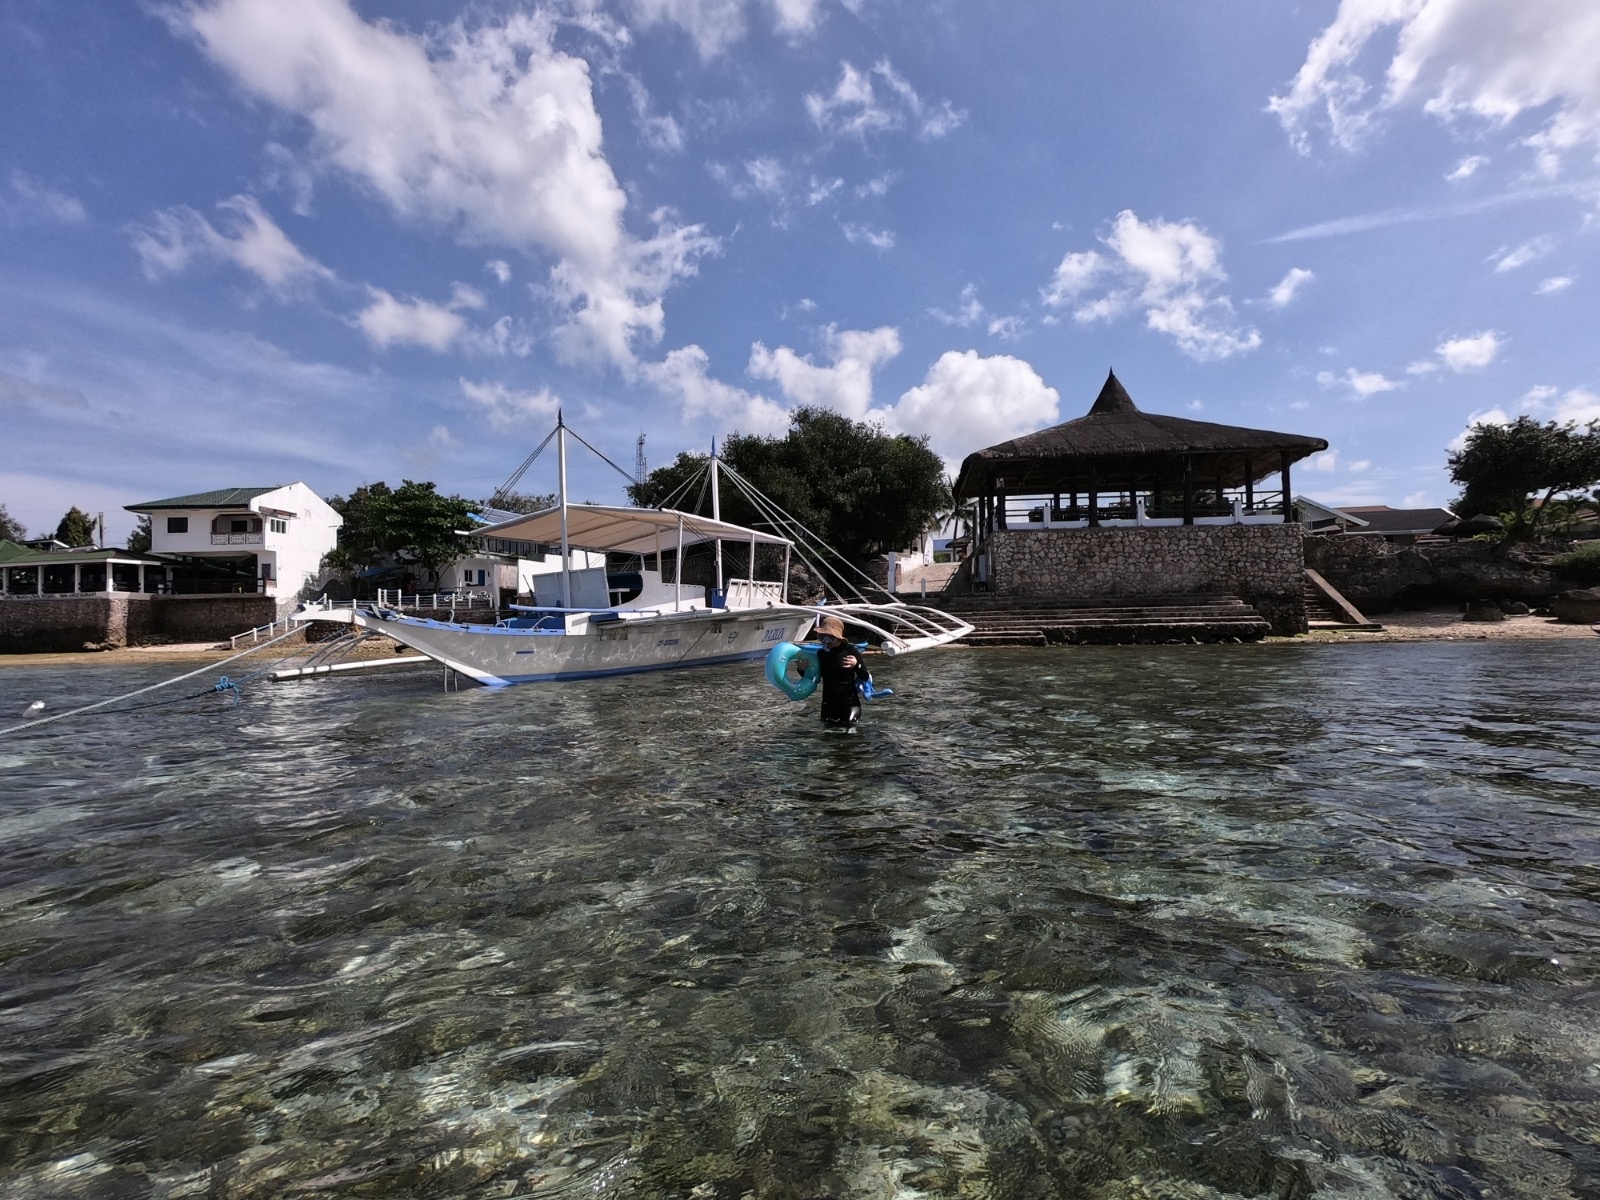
<box><xmin>213</xmin><ymin>676</ymin><xmax>241</xmax><ymax>706</ymax></box>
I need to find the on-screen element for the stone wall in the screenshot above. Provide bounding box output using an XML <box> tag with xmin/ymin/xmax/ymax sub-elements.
<box><xmin>155</xmin><ymin>596</ymin><xmax>276</xmax><ymax>642</ymax></box>
<box><xmin>990</xmin><ymin>524</ymin><xmax>1307</xmax><ymax>634</ymax></box>
<box><xmin>0</xmin><ymin>595</ymin><xmax>158</xmax><ymax>652</ymax></box>
<box><xmin>1304</xmin><ymin>537</ymin><xmax>1566</xmax><ymax>611</ymax></box>
<box><xmin>0</xmin><ymin>594</ymin><xmax>276</xmax><ymax>653</ymax></box>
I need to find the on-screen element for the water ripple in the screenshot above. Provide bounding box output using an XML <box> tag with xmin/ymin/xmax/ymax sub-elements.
<box><xmin>1</xmin><ymin>641</ymin><xmax>1598</xmax><ymax>1196</ymax></box>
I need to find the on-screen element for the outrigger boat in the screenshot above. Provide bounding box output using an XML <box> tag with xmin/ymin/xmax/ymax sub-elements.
<box><xmin>292</xmin><ymin>417</ymin><xmax>971</xmax><ymax>686</ymax></box>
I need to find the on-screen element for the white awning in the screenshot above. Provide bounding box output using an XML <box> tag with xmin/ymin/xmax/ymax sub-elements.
<box><xmin>472</xmin><ymin>504</ymin><xmax>791</xmax><ymax>555</ymax></box>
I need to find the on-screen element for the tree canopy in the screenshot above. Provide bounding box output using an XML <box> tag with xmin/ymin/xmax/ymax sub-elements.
<box><xmin>481</xmin><ymin>490</ymin><xmax>557</xmax><ymax>514</ymax></box>
<box><xmin>55</xmin><ymin>506</ymin><xmax>97</xmax><ymax>547</ymax></box>
<box><xmin>0</xmin><ymin>502</ymin><xmax>24</xmax><ymax>543</ymax></box>
<box><xmin>325</xmin><ymin>480</ymin><xmax>475</xmax><ymax>582</ymax></box>
<box><xmin>127</xmin><ymin>515</ymin><xmax>152</xmax><ymax>555</ymax></box>
<box><xmin>1447</xmin><ymin>416</ymin><xmax>1600</xmax><ymax>540</ymax></box>
<box><xmin>627</xmin><ymin>407</ymin><xmax>950</xmax><ymax>560</ymax></box>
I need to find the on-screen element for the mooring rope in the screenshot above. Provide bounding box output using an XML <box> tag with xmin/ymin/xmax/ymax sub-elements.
<box><xmin>0</xmin><ymin>626</ymin><xmax>306</xmax><ymax>738</ymax></box>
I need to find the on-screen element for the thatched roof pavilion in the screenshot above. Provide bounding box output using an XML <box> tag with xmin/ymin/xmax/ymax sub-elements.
<box><xmin>954</xmin><ymin>371</ymin><xmax>1328</xmax><ymax>527</ymax></box>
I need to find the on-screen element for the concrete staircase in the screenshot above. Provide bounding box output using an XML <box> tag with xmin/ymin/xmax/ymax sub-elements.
<box><xmin>933</xmin><ymin>594</ymin><xmax>1272</xmax><ymax>646</ymax></box>
<box><xmin>1303</xmin><ymin>569</ymin><xmax>1383</xmax><ymax>631</ymax></box>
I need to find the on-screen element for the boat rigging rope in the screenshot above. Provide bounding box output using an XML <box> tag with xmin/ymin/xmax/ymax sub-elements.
<box><xmin>0</xmin><ymin>625</ymin><xmax>305</xmax><ymax>739</ymax></box>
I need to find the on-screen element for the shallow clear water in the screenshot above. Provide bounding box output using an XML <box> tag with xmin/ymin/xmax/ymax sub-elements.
<box><xmin>2</xmin><ymin>641</ymin><xmax>1600</xmax><ymax>1199</ymax></box>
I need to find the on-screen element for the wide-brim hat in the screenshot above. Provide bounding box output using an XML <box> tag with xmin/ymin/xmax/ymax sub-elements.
<box><xmin>815</xmin><ymin>615</ymin><xmax>846</xmax><ymax>639</ymax></box>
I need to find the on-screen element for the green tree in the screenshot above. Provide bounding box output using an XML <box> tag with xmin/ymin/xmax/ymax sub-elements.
<box><xmin>1448</xmin><ymin>416</ymin><xmax>1600</xmax><ymax>540</ymax></box>
<box><xmin>126</xmin><ymin>515</ymin><xmax>152</xmax><ymax>554</ymax></box>
<box><xmin>55</xmin><ymin>506</ymin><xmax>97</xmax><ymax>547</ymax></box>
<box><xmin>326</xmin><ymin>480</ymin><xmax>473</xmax><ymax>585</ymax></box>
<box><xmin>0</xmin><ymin>502</ymin><xmax>24</xmax><ymax>543</ymax></box>
<box><xmin>481</xmin><ymin>490</ymin><xmax>558</xmax><ymax>514</ymax></box>
<box><xmin>628</xmin><ymin>407</ymin><xmax>950</xmax><ymax>560</ymax></box>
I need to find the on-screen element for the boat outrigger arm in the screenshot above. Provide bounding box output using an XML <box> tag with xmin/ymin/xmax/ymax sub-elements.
<box><xmin>788</xmin><ymin>602</ymin><xmax>971</xmax><ymax>654</ymax></box>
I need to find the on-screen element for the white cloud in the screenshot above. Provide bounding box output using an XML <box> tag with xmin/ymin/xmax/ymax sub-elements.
<box><xmin>1266</xmin><ymin>267</ymin><xmax>1315</xmax><ymax>308</ymax></box>
<box><xmin>1436</xmin><ymin>330</ymin><xmax>1502</xmax><ymax>372</ymax></box>
<box><xmin>1041</xmin><ymin>210</ymin><xmax>1261</xmax><ymax>362</ymax></box>
<box><xmin>133</xmin><ymin>194</ymin><xmax>333</xmax><ymax>298</ymax></box>
<box><xmin>1490</xmin><ymin>238</ymin><xmax>1551</xmax><ymax>272</ymax></box>
<box><xmin>883</xmin><ymin>351</ymin><xmax>1059</xmax><ymax>463</ymax></box>
<box><xmin>1405</xmin><ymin>359</ymin><xmax>1439</xmax><ymax>376</ymax></box>
<box><xmin>1271</xmin><ymin>0</ymin><xmax>1600</xmax><ymax>175</ymax></box>
<box><xmin>1518</xmin><ymin>384</ymin><xmax>1600</xmax><ymax>426</ymax></box>
<box><xmin>1349</xmin><ymin>459</ymin><xmax>1372</xmax><ymax>472</ymax></box>
<box><xmin>6</xmin><ymin>171</ymin><xmax>88</xmax><ymax>224</ymax></box>
<box><xmin>805</xmin><ymin>59</ymin><xmax>964</xmax><ymax>140</ymax></box>
<box><xmin>623</xmin><ymin>0</ymin><xmax>829</xmax><ymax>58</ymax></box>
<box><xmin>1554</xmin><ymin>387</ymin><xmax>1600</xmax><ymax>424</ymax></box>
<box><xmin>747</xmin><ymin>325</ymin><xmax>900</xmax><ymax>420</ymax></box>
<box><xmin>1318</xmin><ymin>367</ymin><xmax>1402</xmax><ymax>398</ymax></box>
<box><xmin>1306</xmin><ymin>450</ymin><xmax>1339</xmax><ymax>471</ymax></box>
<box><xmin>1537</xmin><ymin>275</ymin><xmax>1574</xmax><ymax>294</ymax></box>
<box><xmin>929</xmin><ymin>283</ymin><xmax>986</xmax><ymax>328</ymax></box>
<box><xmin>644</xmin><ymin>344</ymin><xmax>789</xmax><ymax>434</ymax></box>
<box><xmin>486</xmin><ymin>259</ymin><xmax>511</xmax><ymax>285</ymax></box>
<box><xmin>1401</xmin><ymin>490</ymin><xmax>1430</xmax><ymax>507</ymax></box>
<box><xmin>459</xmin><ymin>378</ymin><xmax>560</xmax><ymax>430</ymax></box>
<box><xmin>179</xmin><ymin>0</ymin><xmax>715</xmax><ymax>369</ymax></box>
<box><xmin>354</xmin><ymin>287</ymin><xmax>468</xmax><ymax>351</ymax></box>
<box><xmin>745</xmin><ymin>156</ymin><xmax>787</xmax><ymax>199</ymax></box>
<box><xmin>624</xmin><ymin>0</ymin><xmax>748</xmax><ymax>60</ymax></box>
<box><xmin>1446</xmin><ymin>154</ymin><xmax>1488</xmax><ymax>180</ymax></box>
<box><xmin>768</xmin><ymin>0</ymin><xmax>825</xmax><ymax>37</ymax></box>
<box><xmin>842</xmin><ymin>223</ymin><xmax>894</xmax><ymax>250</ymax></box>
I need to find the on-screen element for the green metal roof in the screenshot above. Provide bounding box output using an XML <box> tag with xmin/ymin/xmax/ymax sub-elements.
<box><xmin>0</xmin><ymin>539</ymin><xmax>162</xmax><ymax>565</ymax></box>
<box><xmin>125</xmin><ymin>486</ymin><xmax>281</xmax><ymax>511</ymax></box>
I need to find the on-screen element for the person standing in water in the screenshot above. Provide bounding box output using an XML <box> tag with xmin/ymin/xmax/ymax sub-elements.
<box><xmin>814</xmin><ymin>614</ymin><xmax>871</xmax><ymax>728</ymax></box>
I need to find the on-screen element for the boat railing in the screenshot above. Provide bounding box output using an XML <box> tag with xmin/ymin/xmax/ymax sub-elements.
<box><xmin>723</xmin><ymin>577</ymin><xmax>785</xmax><ymax>608</ymax></box>
<box><xmin>376</xmin><ymin>588</ymin><xmax>497</xmax><ymax>612</ymax></box>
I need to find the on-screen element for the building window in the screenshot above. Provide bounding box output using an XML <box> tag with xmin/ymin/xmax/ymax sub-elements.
<box><xmin>167</xmin><ymin>517</ymin><xmax>188</xmax><ymax>533</ymax></box>
<box><xmin>269</xmin><ymin>518</ymin><xmax>287</xmax><ymax>534</ymax></box>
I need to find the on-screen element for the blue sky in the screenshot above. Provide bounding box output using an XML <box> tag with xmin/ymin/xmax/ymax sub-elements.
<box><xmin>3</xmin><ymin>0</ymin><xmax>1598</xmax><ymax>543</ymax></box>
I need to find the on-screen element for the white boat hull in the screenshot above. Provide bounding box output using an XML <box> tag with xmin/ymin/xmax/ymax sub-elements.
<box><xmin>323</xmin><ymin>605</ymin><xmax>819</xmax><ymax>686</ymax></box>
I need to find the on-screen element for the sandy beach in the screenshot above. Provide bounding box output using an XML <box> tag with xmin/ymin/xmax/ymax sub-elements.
<box><xmin>0</xmin><ymin>633</ymin><xmax>412</xmax><ymax>669</ymax></box>
<box><xmin>1285</xmin><ymin>608</ymin><xmax>1599</xmax><ymax>644</ymax></box>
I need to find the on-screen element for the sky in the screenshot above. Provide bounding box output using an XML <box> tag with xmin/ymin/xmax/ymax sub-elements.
<box><xmin>3</xmin><ymin>0</ymin><xmax>1598</xmax><ymax>543</ymax></box>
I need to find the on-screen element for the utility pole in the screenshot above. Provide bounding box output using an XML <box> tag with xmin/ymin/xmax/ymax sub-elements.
<box><xmin>96</xmin><ymin>511</ymin><xmax>104</xmax><ymax>549</ymax></box>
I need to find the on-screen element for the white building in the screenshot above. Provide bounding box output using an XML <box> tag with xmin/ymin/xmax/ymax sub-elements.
<box><xmin>126</xmin><ymin>484</ymin><xmax>341</xmax><ymax>609</ymax></box>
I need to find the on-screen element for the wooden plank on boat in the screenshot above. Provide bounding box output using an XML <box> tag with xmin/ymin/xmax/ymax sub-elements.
<box><xmin>269</xmin><ymin>656</ymin><xmax>431</xmax><ymax>681</ymax></box>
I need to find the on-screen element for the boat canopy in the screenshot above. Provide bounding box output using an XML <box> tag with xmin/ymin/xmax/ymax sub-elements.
<box><xmin>473</xmin><ymin>503</ymin><xmax>792</xmax><ymax>556</ymax></box>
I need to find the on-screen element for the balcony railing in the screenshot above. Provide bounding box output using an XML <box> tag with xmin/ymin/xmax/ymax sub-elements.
<box><xmin>212</xmin><ymin>533</ymin><xmax>264</xmax><ymax>545</ymax></box>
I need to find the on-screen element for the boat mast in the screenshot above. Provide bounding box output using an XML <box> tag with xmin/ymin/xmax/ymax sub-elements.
<box><xmin>710</xmin><ymin>438</ymin><xmax>725</xmax><ymax>605</ymax></box>
<box><xmin>557</xmin><ymin>410</ymin><xmax>572</xmax><ymax>609</ymax></box>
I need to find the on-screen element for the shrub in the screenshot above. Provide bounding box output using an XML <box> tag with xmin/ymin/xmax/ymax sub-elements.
<box><xmin>1551</xmin><ymin>541</ymin><xmax>1600</xmax><ymax>585</ymax></box>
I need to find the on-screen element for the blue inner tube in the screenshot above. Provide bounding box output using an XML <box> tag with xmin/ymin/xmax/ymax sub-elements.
<box><xmin>765</xmin><ymin>641</ymin><xmax>820</xmax><ymax>701</ymax></box>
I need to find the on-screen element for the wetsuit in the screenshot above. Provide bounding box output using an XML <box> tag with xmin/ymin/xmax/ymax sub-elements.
<box><xmin>816</xmin><ymin>643</ymin><xmax>871</xmax><ymax>727</ymax></box>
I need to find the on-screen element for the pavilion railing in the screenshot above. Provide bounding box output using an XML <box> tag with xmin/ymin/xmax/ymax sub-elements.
<box><xmin>996</xmin><ymin>489</ymin><xmax>1287</xmax><ymax>528</ymax></box>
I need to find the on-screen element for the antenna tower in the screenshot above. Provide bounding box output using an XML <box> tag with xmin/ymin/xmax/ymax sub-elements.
<box><xmin>635</xmin><ymin>433</ymin><xmax>647</xmax><ymax>483</ymax></box>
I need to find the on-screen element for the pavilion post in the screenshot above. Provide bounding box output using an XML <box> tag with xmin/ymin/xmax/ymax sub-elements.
<box><xmin>995</xmin><ymin>477</ymin><xmax>1008</xmax><ymax>530</ymax></box>
<box><xmin>1244</xmin><ymin>460</ymin><xmax>1254</xmax><ymax>512</ymax></box>
<box><xmin>1182</xmin><ymin>455</ymin><xmax>1194</xmax><ymax>526</ymax></box>
<box><xmin>1280</xmin><ymin>451</ymin><xmax>1294</xmax><ymax>523</ymax></box>
<box><xmin>1087</xmin><ymin>464</ymin><xmax>1099</xmax><ymax>528</ymax></box>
